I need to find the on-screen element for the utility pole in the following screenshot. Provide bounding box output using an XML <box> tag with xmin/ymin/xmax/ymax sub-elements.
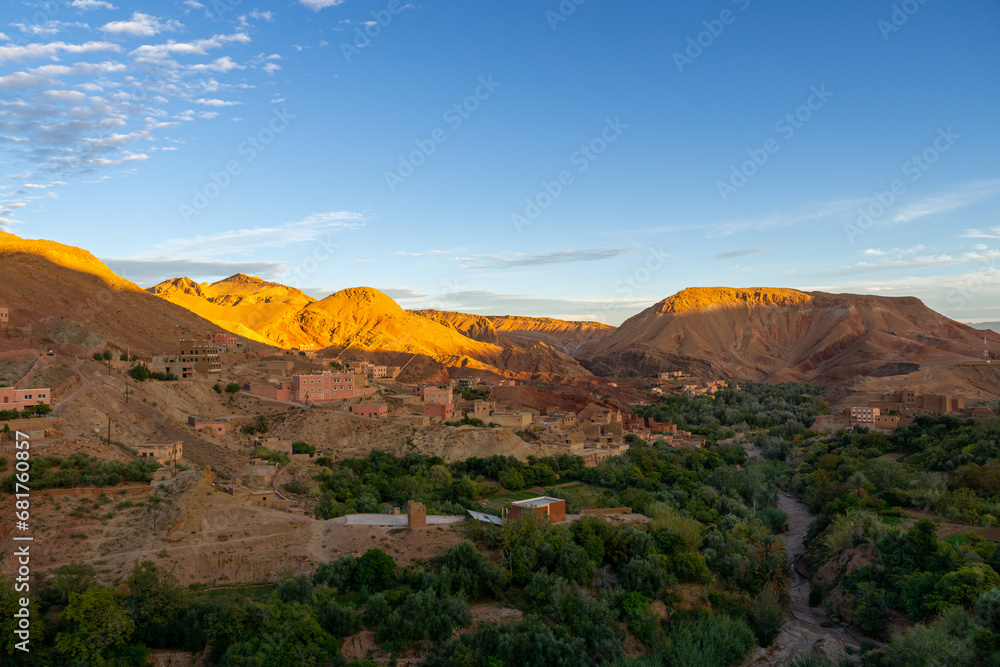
<box><xmin>107</xmin><ymin>415</ymin><xmax>111</xmax><ymax>444</ymax></box>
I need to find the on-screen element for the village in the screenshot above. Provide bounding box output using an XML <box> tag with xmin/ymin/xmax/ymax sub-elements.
<box><xmin>1</xmin><ymin>301</ymin><xmax>725</xmax><ymax>525</ymax></box>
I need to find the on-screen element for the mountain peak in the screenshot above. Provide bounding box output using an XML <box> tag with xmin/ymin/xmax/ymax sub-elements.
<box><xmin>654</xmin><ymin>287</ymin><xmax>813</xmax><ymax>315</ymax></box>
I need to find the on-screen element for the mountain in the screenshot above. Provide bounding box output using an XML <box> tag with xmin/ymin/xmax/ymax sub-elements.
<box><xmin>970</xmin><ymin>321</ymin><xmax>1000</xmax><ymax>334</ymax></box>
<box><xmin>0</xmin><ymin>232</ymin><xmax>224</xmax><ymax>355</ymax></box>
<box><xmin>487</xmin><ymin>315</ymin><xmax>616</xmax><ymax>356</ymax></box>
<box><xmin>582</xmin><ymin>286</ymin><xmax>1000</xmax><ymax>384</ymax></box>
<box><xmin>149</xmin><ymin>274</ymin><xmax>316</xmax><ymax>346</ymax></box>
<box><xmin>412</xmin><ymin>310</ymin><xmax>615</xmax><ymax>356</ymax></box>
<box><xmin>151</xmin><ymin>280</ymin><xmax>594</xmax><ymax>376</ymax></box>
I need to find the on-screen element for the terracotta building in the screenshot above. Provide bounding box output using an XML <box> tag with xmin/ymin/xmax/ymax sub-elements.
<box><xmin>505</xmin><ymin>497</ymin><xmax>566</xmax><ymax>524</ymax></box>
<box><xmin>352</xmin><ymin>403</ymin><xmax>389</xmax><ymax>419</ymax></box>
<box><xmin>0</xmin><ymin>387</ymin><xmax>51</xmax><ymax>411</ymax></box>
<box><xmin>188</xmin><ymin>416</ymin><xmax>226</xmax><ymax>434</ymax></box>
<box><xmin>292</xmin><ymin>371</ymin><xmax>366</xmax><ymax>403</ymax></box>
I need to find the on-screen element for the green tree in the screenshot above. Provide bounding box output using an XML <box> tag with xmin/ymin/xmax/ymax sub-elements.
<box><xmin>129</xmin><ymin>364</ymin><xmax>150</xmax><ymax>382</ymax></box>
<box><xmin>356</xmin><ymin>548</ymin><xmax>396</xmax><ymax>591</ymax></box>
<box><xmin>102</xmin><ymin>349</ymin><xmax>113</xmax><ymax>361</ymax></box>
<box><xmin>126</xmin><ymin>561</ymin><xmax>185</xmax><ymax>645</ymax></box>
<box><xmin>56</xmin><ymin>587</ymin><xmax>142</xmax><ymax>666</ymax></box>
<box><xmin>225</xmin><ymin>382</ymin><xmax>241</xmax><ymax>393</ymax></box>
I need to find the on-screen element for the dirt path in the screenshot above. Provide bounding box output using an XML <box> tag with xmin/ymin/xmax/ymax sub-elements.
<box><xmin>738</xmin><ymin>440</ymin><xmax>869</xmax><ymax>666</ymax></box>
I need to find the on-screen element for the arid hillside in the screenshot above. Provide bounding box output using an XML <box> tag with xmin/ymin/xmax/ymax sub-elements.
<box><xmin>487</xmin><ymin>314</ymin><xmax>616</xmax><ymax>356</ymax></box>
<box><xmin>152</xmin><ymin>278</ymin><xmax>594</xmax><ymax>376</ymax></box>
<box><xmin>149</xmin><ymin>274</ymin><xmax>316</xmax><ymax>346</ymax></box>
<box><xmin>583</xmin><ymin>286</ymin><xmax>1000</xmax><ymax>387</ymax></box>
<box><xmin>0</xmin><ymin>232</ymin><xmax>226</xmax><ymax>356</ymax></box>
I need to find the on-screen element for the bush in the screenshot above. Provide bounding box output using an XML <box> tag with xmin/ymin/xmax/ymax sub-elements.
<box><xmin>292</xmin><ymin>441</ymin><xmax>315</xmax><ymax>456</ymax></box>
<box><xmin>809</xmin><ymin>583</ymin><xmax>823</xmax><ymax>607</ymax></box>
<box><xmin>225</xmin><ymin>382</ymin><xmax>240</xmax><ymax>394</ymax></box>
<box><xmin>356</xmin><ymin>549</ymin><xmax>396</xmax><ymax>591</ymax></box>
<box><xmin>749</xmin><ymin>589</ymin><xmax>784</xmax><ymax>647</ymax></box>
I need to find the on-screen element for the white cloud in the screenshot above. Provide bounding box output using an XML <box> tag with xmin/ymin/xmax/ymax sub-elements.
<box><xmin>193</xmin><ymin>98</ymin><xmax>240</xmax><ymax>106</ymax></box>
<box><xmin>10</xmin><ymin>21</ymin><xmax>91</xmax><ymax>37</ymax></box>
<box><xmin>128</xmin><ymin>33</ymin><xmax>250</xmax><ymax>62</ymax></box>
<box><xmin>187</xmin><ymin>56</ymin><xmax>244</xmax><ymax>73</ymax></box>
<box><xmin>250</xmin><ymin>10</ymin><xmax>275</xmax><ymax>22</ymax></box>
<box><xmin>143</xmin><ymin>211</ymin><xmax>368</xmax><ymax>258</ymax></box>
<box><xmin>0</xmin><ymin>72</ymin><xmax>56</xmax><ymax>89</ymax></box>
<box><xmin>888</xmin><ymin>179</ymin><xmax>1000</xmax><ymax>226</ymax></box>
<box><xmin>467</xmin><ymin>247</ymin><xmax>636</xmax><ymax>269</ymax></box>
<box><xmin>101</xmin><ymin>12</ymin><xmax>183</xmax><ymax>38</ymax></box>
<box><xmin>262</xmin><ymin>62</ymin><xmax>280</xmax><ymax>75</ymax></box>
<box><xmin>70</xmin><ymin>0</ymin><xmax>117</xmax><ymax>9</ymax></box>
<box><xmin>961</xmin><ymin>227</ymin><xmax>1000</xmax><ymax>239</ymax></box>
<box><xmin>299</xmin><ymin>0</ymin><xmax>345</xmax><ymax>10</ymax></box>
<box><xmin>0</xmin><ymin>40</ymin><xmax>121</xmax><ymax>65</ymax></box>
<box><xmin>182</xmin><ymin>0</ymin><xmax>204</xmax><ymax>8</ymax></box>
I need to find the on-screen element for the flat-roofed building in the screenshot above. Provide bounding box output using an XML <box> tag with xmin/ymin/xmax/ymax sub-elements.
<box><xmin>137</xmin><ymin>441</ymin><xmax>183</xmax><ymax>466</ymax></box>
<box><xmin>352</xmin><ymin>403</ymin><xmax>388</xmax><ymax>419</ymax></box>
<box><xmin>424</xmin><ymin>402</ymin><xmax>456</xmax><ymax>420</ymax></box>
<box><xmin>151</xmin><ymin>356</ymin><xmax>195</xmax><ymax>379</ymax></box>
<box><xmin>414</xmin><ymin>385</ymin><xmax>453</xmax><ymax>404</ymax></box>
<box><xmin>0</xmin><ymin>387</ymin><xmax>50</xmax><ymax>411</ymax></box>
<box><xmin>505</xmin><ymin>497</ymin><xmax>566</xmax><ymax>524</ymax></box>
<box><xmin>188</xmin><ymin>416</ymin><xmax>226</xmax><ymax>434</ymax></box>
<box><xmin>245</xmin><ymin>381</ymin><xmax>293</xmax><ymax>401</ymax></box>
<box><xmin>292</xmin><ymin>371</ymin><xmax>359</xmax><ymax>404</ymax></box>
<box><xmin>176</xmin><ymin>340</ymin><xmax>221</xmax><ymax>377</ymax></box>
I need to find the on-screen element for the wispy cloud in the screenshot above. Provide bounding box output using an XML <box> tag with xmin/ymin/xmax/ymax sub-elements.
<box><xmin>468</xmin><ymin>247</ymin><xmax>635</xmax><ymax>269</ymax></box>
<box><xmin>394</xmin><ymin>250</ymin><xmax>447</xmax><ymax>257</ymax></box>
<box><xmin>381</xmin><ymin>287</ymin><xmax>642</xmax><ymax>325</ymax></box>
<box><xmin>103</xmin><ymin>258</ymin><xmax>286</xmax><ymax>285</ymax></box>
<box><xmin>887</xmin><ymin>179</ymin><xmax>1000</xmax><ymax>226</ymax></box>
<box><xmin>715</xmin><ymin>247</ymin><xmax>770</xmax><ymax>260</ymax></box>
<box><xmin>961</xmin><ymin>227</ymin><xmax>1000</xmax><ymax>239</ymax></box>
<box><xmin>142</xmin><ymin>211</ymin><xmax>367</xmax><ymax>258</ymax></box>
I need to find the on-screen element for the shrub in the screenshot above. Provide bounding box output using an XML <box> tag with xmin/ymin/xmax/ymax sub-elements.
<box><xmin>749</xmin><ymin>589</ymin><xmax>784</xmax><ymax>647</ymax></box>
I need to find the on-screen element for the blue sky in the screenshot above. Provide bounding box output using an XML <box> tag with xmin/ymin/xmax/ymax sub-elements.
<box><xmin>1</xmin><ymin>0</ymin><xmax>998</xmax><ymax>325</ymax></box>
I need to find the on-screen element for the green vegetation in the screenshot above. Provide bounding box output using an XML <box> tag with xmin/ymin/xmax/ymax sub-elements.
<box><xmin>1</xmin><ymin>454</ymin><xmax>161</xmax><ymax>491</ymax></box>
<box><xmin>224</xmin><ymin>382</ymin><xmax>241</xmax><ymax>394</ymax></box>
<box><xmin>0</xmin><ymin>403</ymin><xmax>52</xmax><ymax>421</ymax></box>
<box><xmin>128</xmin><ymin>363</ymin><xmax>177</xmax><ymax>382</ymax></box>
<box><xmin>639</xmin><ymin>381</ymin><xmax>828</xmax><ymax>439</ymax></box>
<box><xmin>744</xmin><ymin>409</ymin><xmax>1000</xmax><ymax>663</ymax></box>
<box><xmin>455</xmin><ymin>387</ymin><xmax>491</xmax><ymax>401</ymax></box>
